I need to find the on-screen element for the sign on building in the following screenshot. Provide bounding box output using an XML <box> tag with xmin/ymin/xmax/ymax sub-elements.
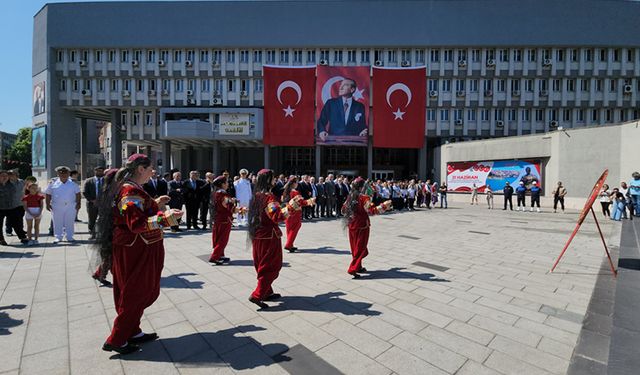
<box><xmin>219</xmin><ymin>113</ymin><xmax>250</xmax><ymax>135</ymax></box>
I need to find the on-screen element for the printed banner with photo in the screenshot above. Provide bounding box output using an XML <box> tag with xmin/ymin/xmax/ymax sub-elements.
<box><xmin>32</xmin><ymin>126</ymin><xmax>46</xmax><ymax>168</ymax></box>
<box><xmin>447</xmin><ymin>160</ymin><xmax>542</xmax><ymax>193</ymax></box>
<box><xmin>316</xmin><ymin>65</ymin><xmax>370</xmax><ymax>146</ymax></box>
<box><xmin>263</xmin><ymin>65</ymin><xmax>316</xmax><ymax>146</ymax></box>
<box><xmin>33</xmin><ymin>82</ymin><xmax>45</xmax><ymax>116</ymax></box>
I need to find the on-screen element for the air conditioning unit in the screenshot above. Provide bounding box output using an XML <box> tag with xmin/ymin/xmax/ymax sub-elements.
<box><xmin>212</xmin><ymin>98</ymin><xmax>222</xmax><ymax>105</ymax></box>
<box><xmin>484</xmin><ymin>90</ymin><xmax>493</xmax><ymax>97</ymax></box>
<box><xmin>161</xmin><ymin>89</ymin><xmax>169</xmax><ymax>96</ymax></box>
<box><xmin>486</xmin><ymin>59</ymin><xmax>496</xmax><ymax>67</ymax></box>
<box><xmin>148</xmin><ymin>90</ymin><xmax>156</xmax><ymax>96</ymax></box>
<box><xmin>512</xmin><ymin>90</ymin><xmax>521</xmax><ymax>97</ymax></box>
<box><xmin>549</xmin><ymin>120</ymin><xmax>559</xmax><ymax>128</ymax></box>
<box><xmin>158</xmin><ymin>60</ymin><xmax>166</xmax><ymax>67</ymax></box>
<box><xmin>455</xmin><ymin>119</ymin><xmax>464</xmax><ymax>126</ymax></box>
<box><xmin>186</xmin><ymin>98</ymin><xmax>196</xmax><ymax>105</ymax></box>
<box><xmin>132</xmin><ymin>60</ymin><xmax>139</xmax><ymax>67</ymax></box>
<box><xmin>374</xmin><ymin>60</ymin><xmax>384</xmax><ymax>67</ymax></box>
<box><xmin>428</xmin><ymin>90</ymin><xmax>438</xmax><ymax>97</ymax></box>
<box><xmin>185</xmin><ymin>60</ymin><xmax>193</xmax><ymax>67</ymax></box>
<box><xmin>624</xmin><ymin>84</ymin><xmax>632</xmax><ymax>94</ymax></box>
<box><xmin>213</xmin><ymin>90</ymin><xmax>221</xmax><ymax>96</ymax></box>
<box><xmin>186</xmin><ymin>90</ymin><xmax>194</xmax><ymax>96</ymax></box>
<box><xmin>457</xmin><ymin>59</ymin><xmax>467</xmax><ymax>67</ymax></box>
<box><xmin>401</xmin><ymin>60</ymin><xmax>411</xmax><ymax>67</ymax></box>
<box><xmin>496</xmin><ymin>120</ymin><xmax>505</xmax><ymax>128</ymax></box>
<box><xmin>122</xmin><ymin>90</ymin><xmax>131</xmax><ymax>97</ymax></box>
<box><xmin>212</xmin><ymin>60</ymin><xmax>220</xmax><ymax>67</ymax></box>
<box><xmin>79</xmin><ymin>60</ymin><xmax>87</xmax><ymax>67</ymax></box>
<box><xmin>319</xmin><ymin>59</ymin><xmax>329</xmax><ymax>66</ymax></box>
<box><xmin>240</xmin><ymin>90</ymin><xmax>248</xmax><ymax>97</ymax></box>
<box><xmin>543</xmin><ymin>59</ymin><xmax>552</xmax><ymax>67</ymax></box>
<box><xmin>456</xmin><ymin>91</ymin><xmax>466</xmax><ymax>97</ymax></box>
<box><xmin>539</xmin><ymin>90</ymin><xmax>549</xmax><ymax>97</ymax></box>
<box><xmin>81</xmin><ymin>89</ymin><xmax>91</xmax><ymax>96</ymax></box>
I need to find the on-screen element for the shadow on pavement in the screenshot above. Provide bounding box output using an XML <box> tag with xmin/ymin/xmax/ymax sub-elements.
<box><xmin>0</xmin><ymin>304</ymin><xmax>27</xmax><ymax>335</ymax></box>
<box><xmin>295</xmin><ymin>246</ymin><xmax>350</xmax><ymax>255</ymax></box>
<box><xmin>359</xmin><ymin>267</ymin><xmax>450</xmax><ymax>282</ymax></box>
<box><xmin>262</xmin><ymin>291</ymin><xmax>381</xmax><ymax>316</ymax></box>
<box><xmin>0</xmin><ymin>251</ymin><xmax>40</xmax><ymax>258</ymax></box>
<box><xmin>160</xmin><ymin>273</ymin><xmax>204</xmax><ymax>289</ymax></box>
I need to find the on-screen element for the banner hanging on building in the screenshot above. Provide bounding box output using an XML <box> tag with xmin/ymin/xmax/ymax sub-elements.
<box><xmin>316</xmin><ymin>65</ymin><xmax>370</xmax><ymax>146</ymax></box>
<box><xmin>447</xmin><ymin>160</ymin><xmax>542</xmax><ymax>193</ymax></box>
<box><xmin>263</xmin><ymin>65</ymin><xmax>316</xmax><ymax>146</ymax></box>
<box><xmin>372</xmin><ymin>66</ymin><xmax>426</xmax><ymax>148</ymax></box>
<box><xmin>32</xmin><ymin>125</ymin><xmax>46</xmax><ymax>168</ymax></box>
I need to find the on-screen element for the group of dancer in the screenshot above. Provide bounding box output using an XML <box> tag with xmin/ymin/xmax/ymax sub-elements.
<box><xmin>93</xmin><ymin>154</ymin><xmax>392</xmax><ymax>355</ymax></box>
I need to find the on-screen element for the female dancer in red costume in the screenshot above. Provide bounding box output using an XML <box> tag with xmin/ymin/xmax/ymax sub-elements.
<box><xmin>247</xmin><ymin>169</ymin><xmax>296</xmax><ymax>309</ymax></box>
<box><xmin>209</xmin><ymin>175</ymin><xmax>243</xmax><ymax>265</ymax></box>
<box><xmin>95</xmin><ymin>154</ymin><xmax>182</xmax><ymax>354</ymax></box>
<box><xmin>342</xmin><ymin>178</ymin><xmax>392</xmax><ymax>279</ymax></box>
<box><xmin>282</xmin><ymin>176</ymin><xmax>316</xmax><ymax>252</ymax></box>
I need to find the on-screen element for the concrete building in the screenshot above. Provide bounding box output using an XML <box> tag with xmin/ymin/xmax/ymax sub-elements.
<box><xmin>0</xmin><ymin>131</ymin><xmax>18</xmax><ymax>168</ymax></box>
<box><xmin>32</xmin><ymin>0</ymin><xmax>640</xmax><ymax>180</ymax></box>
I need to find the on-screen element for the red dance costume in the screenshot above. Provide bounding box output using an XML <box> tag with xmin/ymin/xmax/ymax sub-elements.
<box><xmin>251</xmin><ymin>192</ymin><xmax>291</xmax><ymax>301</ymax></box>
<box><xmin>106</xmin><ymin>183</ymin><xmax>175</xmax><ymax>347</ymax></box>
<box><xmin>209</xmin><ymin>189</ymin><xmax>236</xmax><ymax>262</ymax></box>
<box><xmin>344</xmin><ymin>195</ymin><xmax>387</xmax><ymax>275</ymax></box>
<box><xmin>284</xmin><ymin>190</ymin><xmax>313</xmax><ymax>249</ymax></box>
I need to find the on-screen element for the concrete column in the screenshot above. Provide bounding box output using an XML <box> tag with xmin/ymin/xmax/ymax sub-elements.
<box><xmin>418</xmin><ymin>137</ymin><xmax>427</xmax><ymax>180</ymax></box>
<box><xmin>161</xmin><ymin>140</ymin><xmax>171</xmax><ymax>175</ymax></box>
<box><xmin>212</xmin><ymin>141</ymin><xmax>220</xmax><ymax>174</ymax></box>
<box><xmin>367</xmin><ymin>137</ymin><xmax>373</xmax><ymax>179</ymax></box>
<box><xmin>263</xmin><ymin>145</ymin><xmax>270</xmax><ymax>169</ymax></box>
<box><xmin>186</xmin><ymin>145</ymin><xmax>194</xmax><ymax>170</ymax></box>
<box><xmin>110</xmin><ymin>109</ymin><xmax>122</xmax><ymax>168</ymax></box>
<box><xmin>145</xmin><ymin>145</ymin><xmax>152</xmax><ymax>156</ymax></box>
<box><xmin>80</xmin><ymin>118</ymin><xmax>88</xmax><ymax>180</ymax></box>
<box><xmin>315</xmin><ymin>145</ymin><xmax>321</xmax><ymax>177</ymax></box>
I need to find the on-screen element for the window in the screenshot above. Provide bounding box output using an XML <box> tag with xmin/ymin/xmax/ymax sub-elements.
<box><xmin>136</xmin><ymin>79</ymin><xmax>143</xmax><ymax>91</ymax></box>
<box><xmin>60</xmin><ymin>80</ymin><xmax>67</xmax><ymax>91</ymax></box>
<box><xmin>508</xmin><ymin>109</ymin><xmax>517</xmax><ymax>121</ymax></box>
<box><xmin>552</xmin><ymin>79</ymin><xmax>561</xmax><ymax>92</ymax></box>
<box><xmin>580</xmin><ymin>79</ymin><xmax>590</xmax><ymax>91</ymax></box>
<box><xmin>427</xmin><ymin>109</ymin><xmax>436</xmax><ymax>121</ymax></box>
<box><xmin>563</xmin><ymin>109</ymin><xmax>571</xmax><ymax>122</ymax></box>
<box><xmin>347</xmin><ymin>50</ymin><xmax>356</xmax><ymax>63</ymax></box>
<box><xmin>293</xmin><ymin>50</ymin><xmax>302</xmax><ymax>63</ymax></box>
<box><xmin>454</xmin><ymin>109</ymin><xmax>463</xmax><ymax>121</ymax></box>
<box><xmin>457</xmin><ymin>49</ymin><xmax>467</xmax><ymax>61</ymax></box>
<box><xmin>549</xmin><ymin>109</ymin><xmax>558</xmax><ymax>121</ymax></box>
<box><xmin>440</xmin><ymin>109</ymin><xmax>449</xmax><ymax>121</ymax></box>
<box><xmin>160</xmin><ymin>50</ymin><xmax>169</xmax><ymax>62</ymax></box>
<box><xmin>123</xmin><ymin>80</ymin><xmax>131</xmax><ymax>91</ymax></box>
<box><xmin>187</xmin><ymin>79</ymin><xmax>195</xmax><ymax>91</ymax></box>
<box><xmin>214</xmin><ymin>79</ymin><xmax>222</xmax><ymax>93</ymax></box>
<box><xmin>240</xmin><ymin>50</ymin><xmax>249</xmax><ymax>63</ymax></box>
<box><xmin>227</xmin><ymin>50</ymin><xmax>235</xmax><ymax>63</ymax></box>
<box><xmin>499</xmin><ymin>49</ymin><xmax>509</xmax><ymax>62</ymax></box>
<box><xmin>57</xmin><ymin>50</ymin><xmax>64</xmax><ymax>62</ymax></box>
<box><xmin>542</xmin><ymin>49</ymin><xmax>550</xmax><ymax>60</ymax></box>
<box><xmin>361</xmin><ymin>50</ymin><xmax>370</xmax><ymax>63</ymax></box>
<box><xmin>525</xmin><ymin>79</ymin><xmax>533</xmax><ymax>92</ymax></box>
<box><xmin>199</xmin><ymin>50</ymin><xmax>209</xmax><ymax>63</ymax></box>
<box><xmin>595</xmin><ymin>79</ymin><xmax>603</xmax><ymax>92</ymax></box>
<box><xmin>428</xmin><ymin>79</ymin><xmax>438</xmax><ymax>91</ymax></box>
<box><xmin>307</xmin><ymin>50</ymin><xmax>316</xmax><ymax>63</ymax></box>
<box><xmin>527</xmin><ymin>49</ymin><xmax>536</xmax><ymax>62</ymax></box>
<box><xmin>494</xmin><ymin>109</ymin><xmax>504</xmax><ymax>121</ymax></box>
<box><xmin>227</xmin><ymin>80</ymin><xmax>235</xmax><ymax>92</ymax></box>
<box><xmin>570</xmin><ymin>49</ymin><xmax>578</xmax><ymax>62</ymax></box>
<box><xmin>175</xmin><ymin>79</ymin><xmax>183</xmax><ymax>92</ymax></box>
<box><xmin>133</xmin><ymin>50</ymin><xmax>141</xmax><ymax>62</ymax></box>
<box><xmin>430</xmin><ymin>50</ymin><xmax>440</xmax><ymax>62</ymax></box>
<box><xmin>374</xmin><ymin>49</ymin><xmax>383</xmax><ymax>62</ymax></box>
<box><xmin>147</xmin><ymin>50</ymin><xmax>155</xmax><ymax>63</ymax></box>
<box><xmin>627</xmin><ymin>49</ymin><xmax>634</xmax><ymax>62</ymax></box>
<box><xmin>441</xmin><ymin>79</ymin><xmax>451</xmax><ymax>92</ymax></box>
<box><xmin>387</xmin><ymin>50</ymin><xmax>397</xmax><ymax>63</ymax></box>
<box><xmin>95</xmin><ymin>50</ymin><xmax>102</xmax><ymax>63</ymax></box>
<box><xmin>111</xmin><ymin>79</ymin><xmax>118</xmax><ymax>91</ymax></box>
<box><xmin>556</xmin><ymin>49</ymin><xmax>564</xmax><ymax>62</ymax></box>
<box><xmin>584</xmin><ymin>49</ymin><xmax>593</xmax><ymax>62</ymax></box>
<box><xmin>213</xmin><ymin>50</ymin><xmax>222</xmax><ymax>64</ymax></box>
<box><xmin>266</xmin><ymin>50</ymin><xmax>276</xmax><ymax>63</ymax></box>
<box><xmin>240</xmin><ymin>79</ymin><xmax>248</xmax><ymax>92</ymax></box>
<box><xmin>605</xmin><ymin>109</ymin><xmax>613</xmax><ymax>123</ymax></box>
<box><xmin>416</xmin><ymin>50</ymin><xmax>425</xmax><ymax>63</ymax></box>
<box><xmin>72</xmin><ymin>80</ymin><xmax>78</xmax><ymax>91</ymax></box>
<box><xmin>538</xmin><ymin>79</ymin><xmax>547</xmax><ymax>92</ymax></box>
<box><xmin>510</xmin><ymin>80</ymin><xmax>520</xmax><ymax>92</ymax></box>
<box><xmin>535</xmin><ymin>109</ymin><xmax>544</xmax><ymax>122</ymax></box>
<box><xmin>149</xmin><ymin>80</ymin><xmax>156</xmax><ymax>91</ymax></box>
<box><xmin>254</xmin><ymin>79</ymin><xmax>263</xmax><ymax>92</ymax></box>
<box><xmin>82</xmin><ymin>50</ymin><xmax>89</xmax><ymax>62</ymax></box>
<box><xmin>173</xmin><ymin>50</ymin><xmax>182</xmax><ymax>62</ymax></box>
<box><xmin>609</xmin><ymin>79</ymin><xmax>616</xmax><ymax>92</ymax></box>
<box><xmin>522</xmin><ymin>109</ymin><xmax>531</xmax><ymax>122</ymax></box>
<box><xmin>145</xmin><ymin>111</ymin><xmax>153</xmax><ymax>126</ymax></box>
<box><xmin>566</xmin><ymin>79</ymin><xmax>575</xmax><ymax>92</ymax></box>
<box><xmin>455</xmin><ymin>79</ymin><xmax>465</xmax><ymax>92</ymax></box>
<box><xmin>109</xmin><ymin>50</ymin><xmax>116</xmax><ymax>63</ymax></box>
<box><xmin>485</xmin><ymin>49</ymin><xmax>495</xmax><ymax>61</ymax></box>
<box><xmin>162</xmin><ymin>79</ymin><xmax>169</xmax><ymax>91</ymax></box>
<box><xmin>279</xmin><ymin>50</ymin><xmax>289</xmax><ymax>63</ymax></box>
<box><xmin>132</xmin><ymin>111</ymin><xmax>140</xmax><ymax>126</ymax></box>
<box><xmin>120</xmin><ymin>50</ymin><xmax>129</xmax><ymax>63</ymax></box>
<box><xmin>467</xmin><ymin>110</ymin><xmax>476</xmax><ymax>122</ymax></box>
<box><xmin>613</xmin><ymin>49</ymin><xmax>620</xmax><ymax>62</ymax></box>
<box><xmin>402</xmin><ymin>49</ymin><xmax>412</xmax><ymax>62</ymax></box>
<box><xmin>599</xmin><ymin>49</ymin><xmax>607</xmax><ymax>61</ymax></box>
<box><xmin>577</xmin><ymin>109</ymin><xmax>585</xmax><ymax>123</ymax></box>
<box><xmin>70</xmin><ymin>50</ymin><xmax>76</xmax><ymax>62</ymax></box>
<box><xmin>513</xmin><ymin>49</ymin><xmax>522</xmax><ymax>62</ymax></box>
<box><xmin>469</xmin><ymin>79</ymin><xmax>478</xmax><ymax>92</ymax></box>
<box><xmin>443</xmin><ymin>49</ymin><xmax>452</xmax><ymax>62</ymax></box>
<box><xmin>591</xmin><ymin>109</ymin><xmax>599</xmax><ymax>122</ymax></box>
<box><xmin>483</xmin><ymin>79</ymin><xmax>493</xmax><ymax>92</ymax></box>
<box><xmin>320</xmin><ymin>50</ymin><xmax>330</xmax><ymax>62</ymax></box>
<box><xmin>472</xmin><ymin>49</ymin><xmax>480</xmax><ymax>62</ymax></box>
<box><xmin>121</xmin><ymin>111</ymin><xmax>127</xmax><ymax>126</ymax></box>
<box><xmin>481</xmin><ymin>109</ymin><xmax>490</xmax><ymax>121</ymax></box>
<box><xmin>496</xmin><ymin>79</ymin><xmax>506</xmax><ymax>92</ymax></box>
<box><xmin>333</xmin><ymin>50</ymin><xmax>342</xmax><ymax>63</ymax></box>
<box><xmin>253</xmin><ymin>50</ymin><xmax>263</xmax><ymax>63</ymax></box>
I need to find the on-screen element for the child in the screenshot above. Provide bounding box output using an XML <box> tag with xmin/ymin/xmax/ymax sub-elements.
<box><xmin>22</xmin><ymin>183</ymin><xmax>44</xmax><ymax>245</ymax></box>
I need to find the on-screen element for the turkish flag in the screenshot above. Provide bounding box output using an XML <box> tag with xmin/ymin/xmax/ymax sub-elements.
<box><xmin>263</xmin><ymin>66</ymin><xmax>315</xmax><ymax>146</ymax></box>
<box><xmin>372</xmin><ymin>67</ymin><xmax>426</xmax><ymax>148</ymax></box>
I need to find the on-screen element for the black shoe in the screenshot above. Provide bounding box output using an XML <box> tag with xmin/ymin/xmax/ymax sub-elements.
<box><xmin>285</xmin><ymin>247</ymin><xmax>296</xmax><ymax>253</ymax></box>
<box><xmin>128</xmin><ymin>333</ymin><xmax>158</xmax><ymax>344</ymax></box>
<box><xmin>358</xmin><ymin>268</ymin><xmax>368</xmax><ymax>273</ymax></box>
<box><xmin>220</xmin><ymin>257</ymin><xmax>230</xmax><ymax>263</ymax></box>
<box><xmin>249</xmin><ymin>297</ymin><xmax>269</xmax><ymax>309</ymax></box>
<box><xmin>0</xmin><ymin>240</ymin><xmax>7</xmax><ymax>246</ymax></box>
<box><xmin>92</xmin><ymin>274</ymin><xmax>112</xmax><ymax>287</ymax></box>
<box><xmin>209</xmin><ymin>258</ymin><xmax>224</xmax><ymax>265</ymax></box>
<box><xmin>193</xmin><ymin>226</ymin><xmax>201</xmax><ymax>230</ymax></box>
<box><xmin>351</xmin><ymin>273</ymin><xmax>361</xmax><ymax>279</ymax></box>
<box><xmin>265</xmin><ymin>293</ymin><xmax>281</xmax><ymax>301</ymax></box>
<box><xmin>102</xmin><ymin>342</ymin><xmax>140</xmax><ymax>355</ymax></box>
<box><xmin>20</xmin><ymin>239</ymin><xmax>29</xmax><ymax>245</ymax></box>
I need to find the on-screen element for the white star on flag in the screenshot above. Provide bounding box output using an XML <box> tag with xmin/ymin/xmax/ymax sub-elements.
<box><xmin>392</xmin><ymin>108</ymin><xmax>405</xmax><ymax>120</ymax></box>
<box><xmin>283</xmin><ymin>105</ymin><xmax>295</xmax><ymax>117</ymax></box>
<box><xmin>353</xmin><ymin>88</ymin><xmax>365</xmax><ymax>101</ymax></box>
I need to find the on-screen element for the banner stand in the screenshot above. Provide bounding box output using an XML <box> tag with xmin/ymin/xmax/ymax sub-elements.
<box><xmin>550</xmin><ymin>169</ymin><xmax>617</xmax><ymax>277</ymax></box>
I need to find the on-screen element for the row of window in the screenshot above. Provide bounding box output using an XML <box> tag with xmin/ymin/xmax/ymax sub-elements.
<box><xmin>428</xmin><ymin>108</ymin><xmax>639</xmax><ymax>123</ymax></box>
<box><xmin>428</xmin><ymin>78</ymin><xmax>638</xmax><ymax>94</ymax></box>
<box><xmin>122</xmin><ymin>110</ymin><xmax>154</xmax><ymax>127</ymax></box>
<box><xmin>61</xmin><ymin>78</ymin><xmax>263</xmax><ymax>93</ymax></box>
<box><xmin>56</xmin><ymin>47</ymin><xmax>640</xmax><ymax>66</ymax></box>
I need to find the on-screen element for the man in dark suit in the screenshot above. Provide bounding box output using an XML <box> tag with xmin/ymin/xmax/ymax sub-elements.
<box><xmin>297</xmin><ymin>175</ymin><xmax>312</xmax><ymax>220</ymax></box>
<box><xmin>222</xmin><ymin>170</ymin><xmax>235</xmax><ymax>198</ymax></box>
<box><xmin>168</xmin><ymin>171</ymin><xmax>184</xmax><ymax>232</ymax></box>
<box><xmin>199</xmin><ymin>172</ymin><xmax>214</xmax><ymax>229</ymax></box>
<box><xmin>182</xmin><ymin>170</ymin><xmax>204</xmax><ymax>230</ymax></box>
<box><xmin>336</xmin><ymin>176</ymin><xmax>350</xmax><ymax>217</ymax></box>
<box><xmin>271</xmin><ymin>174</ymin><xmax>286</xmax><ymax>202</ymax></box>
<box><xmin>315</xmin><ymin>176</ymin><xmax>327</xmax><ymax>217</ymax></box>
<box><xmin>324</xmin><ymin>174</ymin><xmax>336</xmax><ymax>217</ymax></box>
<box><xmin>317</xmin><ymin>78</ymin><xmax>367</xmax><ymax>141</ymax></box>
<box><xmin>143</xmin><ymin>170</ymin><xmax>168</xmax><ymax>198</ymax></box>
<box><xmin>82</xmin><ymin>166</ymin><xmax>105</xmax><ymax>239</ymax></box>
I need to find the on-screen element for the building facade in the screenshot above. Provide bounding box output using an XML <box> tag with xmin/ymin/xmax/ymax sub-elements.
<box><xmin>32</xmin><ymin>0</ymin><xmax>640</xmax><ymax>180</ymax></box>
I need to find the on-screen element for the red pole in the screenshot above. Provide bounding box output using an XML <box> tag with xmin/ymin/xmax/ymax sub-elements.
<box><xmin>550</xmin><ymin>222</ymin><xmax>582</xmax><ymax>272</ymax></box>
<box><xmin>590</xmin><ymin>207</ymin><xmax>617</xmax><ymax>277</ymax></box>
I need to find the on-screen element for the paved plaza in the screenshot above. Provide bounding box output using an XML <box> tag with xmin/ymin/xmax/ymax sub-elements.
<box><xmin>0</xmin><ymin>203</ymin><xmax>622</xmax><ymax>375</ymax></box>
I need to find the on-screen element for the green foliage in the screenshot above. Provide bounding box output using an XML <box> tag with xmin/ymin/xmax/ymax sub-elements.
<box><xmin>4</xmin><ymin>127</ymin><xmax>32</xmax><ymax>177</ymax></box>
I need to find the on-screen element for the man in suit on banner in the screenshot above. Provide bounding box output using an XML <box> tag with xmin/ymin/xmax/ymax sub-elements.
<box><xmin>317</xmin><ymin>78</ymin><xmax>367</xmax><ymax>141</ymax></box>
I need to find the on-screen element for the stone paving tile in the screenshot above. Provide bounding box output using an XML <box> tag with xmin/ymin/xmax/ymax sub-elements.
<box><xmin>0</xmin><ymin>204</ymin><xmax>620</xmax><ymax>374</ymax></box>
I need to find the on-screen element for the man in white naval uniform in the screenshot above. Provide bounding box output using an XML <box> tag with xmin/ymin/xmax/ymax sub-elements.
<box><xmin>45</xmin><ymin>166</ymin><xmax>81</xmax><ymax>243</ymax></box>
<box><xmin>233</xmin><ymin>168</ymin><xmax>252</xmax><ymax>226</ymax></box>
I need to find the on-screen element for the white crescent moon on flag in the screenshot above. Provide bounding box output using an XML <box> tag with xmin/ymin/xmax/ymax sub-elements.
<box><xmin>321</xmin><ymin>76</ymin><xmax>345</xmax><ymax>104</ymax></box>
<box><xmin>386</xmin><ymin>83</ymin><xmax>412</xmax><ymax>108</ymax></box>
<box><xmin>277</xmin><ymin>80</ymin><xmax>302</xmax><ymax>105</ymax></box>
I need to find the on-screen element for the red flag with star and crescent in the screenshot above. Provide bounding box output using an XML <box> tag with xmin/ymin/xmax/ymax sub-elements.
<box><xmin>372</xmin><ymin>66</ymin><xmax>426</xmax><ymax>148</ymax></box>
<box><xmin>263</xmin><ymin>65</ymin><xmax>316</xmax><ymax>146</ymax></box>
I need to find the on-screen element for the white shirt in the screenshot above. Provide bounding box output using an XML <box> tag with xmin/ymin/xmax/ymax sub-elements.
<box><xmin>342</xmin><ymin>97</ymin><xmax>353</xmax><ymax>124</ymax></box>
<box><xmin>234</xmin><ymin>178</ymin><xmax>252</xmax><ymax>204</ymax></box>
<box><xmin>45</xmin><ymin>178</ymin><xmax>80</xmax><ymax>206</ymax></box>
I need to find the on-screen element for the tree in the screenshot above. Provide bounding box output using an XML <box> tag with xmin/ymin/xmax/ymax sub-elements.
<box><xmin>5</xmin><ymin>127</ymin><xmax>32</xmax><ymax>177</ymax></box>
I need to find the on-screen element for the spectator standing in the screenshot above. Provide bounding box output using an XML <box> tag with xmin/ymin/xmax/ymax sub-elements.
<box><xmin>168</xmin><ymin>171</ymin><xmax>184</xmax><ymax>232</ymax></box>
<box><xmin>430</xmin><ymin>182</ymin><xmax>439</xmax><ymax>207</ymax></box>
<box><xmin>470</xmin><ymin>183</ymin><xmax>479</xmax><ymax>205</ymax></box>
<box><xmin>486</xmin><ymin>186</ymin><xmax>494</xmax><ymax>209</ymax></box>
<box><xmin>22</xmin><ymin>182</ymin><xmax>44</xmax><ymax>245</ymax></box>
<box><xmin>200</xmin><ymin>172</ymin><xmax>214</xmax><ymax>229</ymax></box>
<box><xmin>503</xmin><ymin>182</ymin><xmax>514</xmax><ymax>210</ymax></box>
<box><xmin>530</xmin><ymin>181</ymin><xmax>541</xmax><ymax>212</ymax></box>
<box><xmin>45</xmin><ymin>166</ymin><xmax>81</xmax><ymax>243</ymax></box>
<box><xmin>439</xmin><ymin>183</ymin><xmax>448</xmax><ymax>209</ymax></box>
<box><xmin>629</xmin><ymin>172</ymin><xmax>640</xmax><ymax>217</ymax></box>
<box><xmin>515</xmin><ymin>181</ymin><xmax>527</xmax><ymax>212</ymax></box>
<box><xmin>599</xmin><ymin>184</ymin><xmax>611</xmax><ymax>218</ymax></box>
<box><xmin>70</xmin><ymin>170</ymin><xmax>81</xmax><ymax>222</ymax></box>
<box><xmin>407</xmin><ymin>181</ymin><xmax>416</xmax><ymax>211</ymax></box>
<box><xmin>7</xmin><ymin>170</ymin><xmax>26</xmax><ymax>238</ymax></box>
<box><xmin>143</xmin><ymin>170</ymin><xmax>169</xmax><ymax>200</ymax></box>
<box><xmin>316</xmin><ymin>177</ymin><xmax>327</xmax><ymax>217</ymax></box>
<box><xmin>183</xmin><ymin>171</ymin><xmax>204</xmax><ymax>230</ymax></box>
<box><xmin>553</xmin><ymin>182</ymin><xmax>567</xmax><ymax>213</ymax></box>
<box><xmin>324</xmin><ymin>174</ymin><xmax>336</xmax><ymax>217</ymax></box>
<box><xmin>309</xmin><ymin>177</ymin><xmax>319</xmax><ymax>218</ymax></box>
<box><xmin>0</xmin><ymin>170</ymin><xmax>29</xmax><ymax>245</ymax></box>
<box><xmin>234</xmin><ymin>169</ymin><xmax>252</xmax><ymax>226</ymax></box>
<box><xmin>82</xmin><ymin>166</ymin><xmax>105</xmax><ymax>239</ymax></box>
